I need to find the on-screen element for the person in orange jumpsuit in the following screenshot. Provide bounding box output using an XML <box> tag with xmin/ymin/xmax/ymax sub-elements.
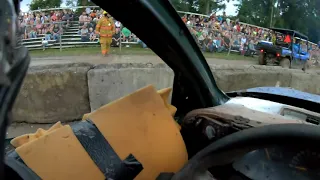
<box><xmin>96</xmin><ymin>11</ymin><xmax>115</xmax><ymax>56</ymax></box>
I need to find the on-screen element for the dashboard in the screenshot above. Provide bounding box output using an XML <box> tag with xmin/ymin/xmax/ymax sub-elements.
<box><xmin>224</xmin><ymin>97</ymin><xmax>320</xmax><ymax>179</ymax></box>
<box><xmin>233</xmin><ymin>147</ymin><xmax>320</xmax><ymax>180</ymax></box>
<box><xmin>226</xmin><ymin>97</ymin><xmax>320</xmax><ymax>124</ymax></box>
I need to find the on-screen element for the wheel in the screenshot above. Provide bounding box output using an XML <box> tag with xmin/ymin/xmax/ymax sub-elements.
<box><xmin>258</xmin><ymin>53</ymin><xmax>266</xmax><ymax>65</ymax></box>
<box><xmin>280</xmin><ymin>58</ymin><xmax>290</xmax><ymax>68</ymax></box>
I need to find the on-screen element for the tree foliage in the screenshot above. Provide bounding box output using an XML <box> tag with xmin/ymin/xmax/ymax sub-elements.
<box><xmin>65</xmin><ymin>0</ymin><xmax>96</xmax><ymax>15</ymax></box>
<box><xmin>29</xmin><ymin>0</ymin><xmax>62</xmax><ymax>10</ymax></box>
<box><xmin>65</xmin><ymin>0</ymin><xmax>96</xmax><ymax>7</ymax></box>
<box><xmin>236</xmin><ymin>0</ymin><xmax>320</xmax><ymax>42</ymax></box>
<box><xmin>170</xmin><ymin>0</ymin><xmax>227</xmax><ymax>15</ymax></box>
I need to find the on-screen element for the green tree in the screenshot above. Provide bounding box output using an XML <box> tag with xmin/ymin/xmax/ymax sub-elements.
<box><xmin>170</xmin><ymin>0</ymin><xmax>227</xmax><ymax>15</ymax></box>
<box><xmin>235</xmin><ymin>0</ymin><xmax>276</xmax><ymax>27</ymax></box>
<box><xmin>236</xmin><ymin>0</ymin><xmax>320</xmax><ymax>42</ymax></box>
<box><xmin>66</xmin><ymin>0</ymin><xmax>77</xmax><ymax>7</ymax></box>
<box><xmin>65</xmin><ymin>0</ymin><xmax>96</xmax><ymax>15</ymax></box>
<box><xmin>29</xmin><ymin>0</ymin><xmax>62</xmax><ymax>10</ymax></box>
<box><xmin>65</xmin><ymin>0</ymin><xmax>96</xmax><ymax>6</ymax></box>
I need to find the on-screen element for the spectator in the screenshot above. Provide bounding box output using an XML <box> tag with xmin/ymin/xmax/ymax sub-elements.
<box><xmin>226</xmin><ymin>18</ymin><xmax>231</xmax><ymax>27</ymax></box>
<box><xmin>111</xmin><ymin>27</ymin><xmax>121</xmax><ymax>47</ymax></box>
<box><xmin>115</xmin><ymin>20</ymin><xmax>121</xmax><ymax>31</ymax></box>
<box><xmin>68</xmin><ymin>11</ymin><xmax>74</xmax><ymax>21</ymax></box>
<box><xmin>89</xmin><ymin>27</ymin><xmax>96</xmax><ymax>42</ymax></box>
<box><xmin>52</xmin><ymin>23</ymin><xmax>62</xmax><ymax>41</ymax></box>
<box><xmin>245</xmin><ymin>39</ymin><xmax>256</xmax><ymax>57</ymax></box>
<box><xmin>40</xmin><ymin>12</ymin><xmax>46</xmax><ymax>24</ymax></box>
<box><xmin>223</xmin><ymin>32</ymin><xmax>231</xmax><ymax>49</ymax></box>
<box><xmin>35</xmin><ymin>18</ymin><xmax>42</xmax><ymax>34</ymax></box>
<box><xmin>44</xmin><ymin>26</ymin><xmax>51</xmax><ymax>40</ymax></box>
<box><xmin>29</xmin><ymin>26</ymin><xmax>37</xmax><ymax>39</ymax></box>
<box><xmin>121</xmin><ymin>27</ymin><xmax>131</xmax><ymax>42</ymax></box>
<box><xmin>217</xmin><ymin>15</ymin><xmax>223</xmax><ymax>23</ymax></box>
<box><xmin>221</xmin><ymin>21</ymin><xmax>228</xmax><ymax>31</ymax></box>
<box><xmin>213</xmin><ymin>34</ymin><xmax>224</xmax><ymax>52</ymax></box>
<box><xmin>241</xmin><ymin>35</ymin><xmax>247</xmax><ymax>45</ymax></box>
<box><xmin>222</xmin><ymin>11</ymin><xmax>227</xmax><ymax>19</ymax></box>
<box><xmin>80</xmin><ymin>25</ymin><xmax>89</xmax><ymax>42</ymax></box>
<box><xmin>240</xmin><ymin>35</ymin><xmax>247</xmax><ymax>55</ymax></box>
<box><xmin>90</xmin><ymin>10</ymin><xmax>96</xmax><ymax>19</ymax></box>
<box><xmin>29</xmin><ymin>14</ymin><xmax>35</xmax><ymax>26</ymax></box>
<box><xmin>51</xmin><ymin>13</ymin><xmax>57</xmax><ymax>22</ymax></box>
<box><xmin>202</xmin><ymin>35</ymin><xmax>214</xmax><ymax>53</ymax></box>
<box><xmin>182</xmin><ymin>15</ymin><xmax>187</xmax><ymax>23</ymax></box>
<box><xmin>79</xmin><ymin>12</ymin><xmax>87</xmax><ymax>26</ymax></box>
<box><xmin>197</xmin><ymin>30</ymin><xmax>205</xmax><ymax>45</ymax></box>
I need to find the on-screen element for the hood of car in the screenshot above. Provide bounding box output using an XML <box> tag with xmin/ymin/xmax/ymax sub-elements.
<box><xmin>227</xmin><ymin>87</ymin><xmax>320</xmax><ymax>114</ymax></box>
<box><xmin>244</xmin><ymin>87</ymin><xmax>320</xmax><ymax>104</ymax></box>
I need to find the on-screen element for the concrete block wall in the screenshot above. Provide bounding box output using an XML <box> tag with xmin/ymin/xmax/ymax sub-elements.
<box><xmin>11</xmin><ymin>63</ymin><xmax>320</xmax><ymax>125</ymax></box>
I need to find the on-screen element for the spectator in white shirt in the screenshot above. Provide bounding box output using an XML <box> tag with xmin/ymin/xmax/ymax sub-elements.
<box><xmin>115</xmin><ymin>20</ymin><xmax>121</xmax><ymax>31</ymax></box>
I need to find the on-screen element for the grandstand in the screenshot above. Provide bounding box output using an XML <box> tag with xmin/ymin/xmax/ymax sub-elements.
<box><xmin>22</xmin><ymin>21</ymin><xmax>100</xmax><ymax>51</ymax></box>
<box><xmin>21</xmin><ymin>7</ymin><xmax>317</xmax><ymax>53</ymax></box>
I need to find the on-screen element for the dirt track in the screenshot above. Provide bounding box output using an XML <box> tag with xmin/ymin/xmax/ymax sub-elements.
<box><xmin>30</xmin><ymin>54</ymin><xmax>257</xmax><ymax>66</ymax></box>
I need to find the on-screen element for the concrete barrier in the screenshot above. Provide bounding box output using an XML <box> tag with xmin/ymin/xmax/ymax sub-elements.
<box><xmin>290</xmin><ymin>73</ymin><xmax>320</xmax><ymax>95</ymax></box>
<box><xmin>12</xmin><ymin>63</ymin><xmax>320</xmax><ymax>125</ymax></box>
<box><xmin>87</xmin><ymin>64</ymin><xmax>173</xmax><ymax>111</ymax></box>
<box><xmin>211</xmin><ymin>65</ymin><xmax>296</xmax><ymax>91</ymax></box>
<box><xmin>13</xmin><ymin>63</ymin><xmax>92</xmax><ymax>123</ymax></box>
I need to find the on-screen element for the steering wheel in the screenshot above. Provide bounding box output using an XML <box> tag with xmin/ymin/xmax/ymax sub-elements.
<box><xmin>171</xmin><ymin>124</ymin><xmax>320</xmax><ymax>180</ymax></box>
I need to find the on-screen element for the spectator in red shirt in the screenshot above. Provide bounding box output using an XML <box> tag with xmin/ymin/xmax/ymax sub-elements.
<box><xmin>182</xmin><ymin>15</ymin><xmax>187</xmax><ymax>23</ymax></box>
<box><xmin>51</xmin><ymin>13</ymin><xmax>57</xmax><ymax>21</ymax></box>
<box><xmin>236</xmin><ymin>22</ymin><xmax>240</xmax><ymax>32</ymax></box>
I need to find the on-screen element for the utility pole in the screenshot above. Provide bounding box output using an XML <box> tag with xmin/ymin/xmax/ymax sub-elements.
<box><xmin>270</xmin><ymin>0</ymin><xmax>274</xmax><ymax>27</ymax></box>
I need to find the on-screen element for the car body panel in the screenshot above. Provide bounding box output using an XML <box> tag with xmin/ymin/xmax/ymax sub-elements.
<box><xmin>226</xmin><ymin>97</ymin><xmax>320</xmax><ymax>123</ymax></box>
<box><xmin>281</xmin><ymin>48</ymin><xmax>292</xmax><ymax>57</ymax></box>
<box><xmin>244</xmin><ymin>87</ymin><xmax>320</xmax><ymax>104</ymax></box>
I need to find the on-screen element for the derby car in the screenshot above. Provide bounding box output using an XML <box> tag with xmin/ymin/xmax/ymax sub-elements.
<box><xmin>3</xmin><ymin>0</ymin><xmax>320</xmax><ymax>180</ymax></box>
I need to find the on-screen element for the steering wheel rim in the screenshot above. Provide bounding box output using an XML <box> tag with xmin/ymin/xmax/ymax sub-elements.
<box><xmin>172</xmin><ymin>124</ymin><xmax>320</xmax><ymax>180</ymax></box>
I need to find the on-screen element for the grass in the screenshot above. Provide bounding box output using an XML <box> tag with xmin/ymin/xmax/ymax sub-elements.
<box><xmin>29</xmin><ymin>46</ymin><xmax>256</xmax><ymax>61</ymax></box>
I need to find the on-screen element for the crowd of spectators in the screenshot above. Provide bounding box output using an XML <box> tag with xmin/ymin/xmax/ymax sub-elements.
<box><xmin>65</xmin><ymin>8</ymin><xmax>144</xmax><ymax>47</ymax></box>
<box><xmin>18</xmin><ymin>7</ymin><xmax>319</xmax><ymax>60</ymax></box>
<box><xmin>183</xmin><ymin>12</ymin><xmax>320</xmax><ymax>58</ymax></box>
<box><xmin>18</xmin><ymin>9</ymin><xmax>75</xmax><ymax>41</ymax></box>
<box><xmin>183</xmin><ymin>12</ymin><xmax>274</xmax><ymax>56</ymax></box>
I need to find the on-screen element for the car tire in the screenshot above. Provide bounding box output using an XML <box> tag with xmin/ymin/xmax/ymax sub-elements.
<box><xmin>280</xmin><ymin>58</ymin><xmax>290</xmax><ymax>68</ymax></box>
<box><xmin>258</xmin><ymin>53</ymin><xmax>266</xmax><ymax>65</ymax></box>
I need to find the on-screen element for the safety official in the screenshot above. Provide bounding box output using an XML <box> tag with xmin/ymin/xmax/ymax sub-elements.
<box><xmin>96</xmin><ymin>11</ymin><xmax>115</xmax><ymax>56</ymax></box>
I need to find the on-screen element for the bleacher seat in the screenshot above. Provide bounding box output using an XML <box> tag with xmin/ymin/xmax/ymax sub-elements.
<box><xmin>22</xmin><ymin>22</ymin><xmax>103</xmax><ymax>50</ymax></box>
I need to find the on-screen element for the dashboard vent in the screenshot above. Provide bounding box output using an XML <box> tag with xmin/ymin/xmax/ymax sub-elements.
<box><xmin>306</xmin><ymin>115</ymin><xmax>320</xmax><ymax>125</ymax></box>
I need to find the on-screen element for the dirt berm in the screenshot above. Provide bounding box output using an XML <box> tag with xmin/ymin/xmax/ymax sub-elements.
<box><xmin>11</xmin><ymin>63</ymin><xmax>320</xmax><ymax>125</ymax></box>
